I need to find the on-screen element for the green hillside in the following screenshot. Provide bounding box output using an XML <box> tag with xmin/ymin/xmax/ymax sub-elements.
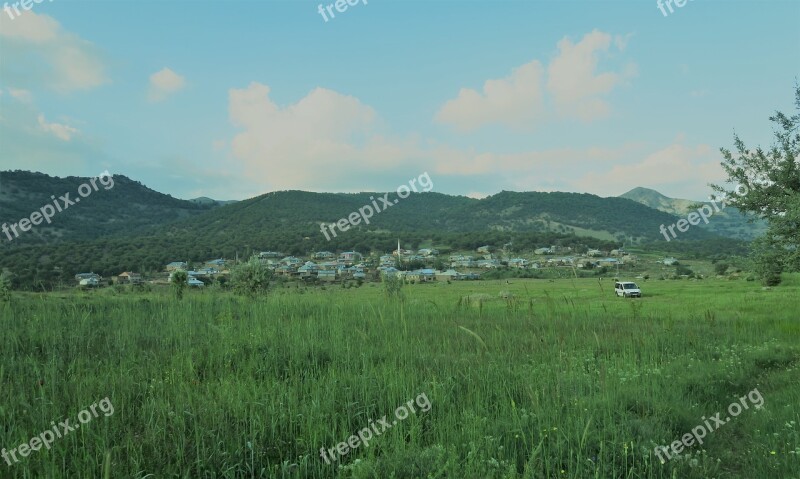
<box><xmin>620</xmin><ymin>187</ymin><xmax>768</xmax><ymax>240</ymax></box>
<box><xmin>0</xmin><ymin>170</ymin><xmax>215</xmax><ymax>247</ymax></box>
<box><xmin>0</xmin><ymin>173</ymin><xmax>752</xmax><ymax>289</ymax></box>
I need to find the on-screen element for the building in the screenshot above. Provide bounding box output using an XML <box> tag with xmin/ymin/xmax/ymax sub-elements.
<box><xmin>116</xmin><ymin>272</ymin><xmax>142</xmax><ymax>285</ymax></box>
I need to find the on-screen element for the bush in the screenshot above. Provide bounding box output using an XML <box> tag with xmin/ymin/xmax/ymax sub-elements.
<box><xmin>230</xmin><ymin>257</ymin><xmax>273</xmax><ymax>297</ymax></box>
<box><xmin>714</xmin><ymin>263</ymin><xmax>729</xmax><ymax>275</ymax></box>
<box><xmin>383</xmin><ymin>274</ymin><xmax>405</xmax><ymax>300</ymax></box>
<box><xmin>170</xmin><ymin>270</ymin><xmax>188</xmax><ymax>300</ymax></box>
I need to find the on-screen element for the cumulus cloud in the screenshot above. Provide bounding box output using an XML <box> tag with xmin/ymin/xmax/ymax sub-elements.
<box><xmin>229</xmin><ymin>82</ymin><xmax>406</xmax><ymax>190</ymax></box>
<box><xmin>148</xmin><ymin>68</ymin><xmax>186</xmax><ymax>102</ymax></box>
<box><xmin>547</xmin><ymin>30</ymin><xmax>635</xmax><ymax>121</ymax></box>
<box><xmin>436</xmin><ymin>29</ymin><xmax>635</xmax><ymax>132</ymax></box>
<box><xmin>435</xmin><ymin>61</ymin><xmax>546</xmax><ymax>132</ymax></box>
<box><xmin>37</xmin><ymin>114</ymin><xmax>79</xmax><ymax>141</ymax></box>
<box><xmin>0</xmin><ymin>11</ymin><xmax>107</xmax><ymax>92</ymax></box>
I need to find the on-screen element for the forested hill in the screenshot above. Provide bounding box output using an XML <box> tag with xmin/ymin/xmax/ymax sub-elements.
<box><xmin>1</xmin><ymin>173</ymin><xmax>751</xmax><ymax>289</ymax></box>
<box><xmin>0</xmin><ymin>170</ymin><xmax>215</xmax><ymax>247</ymax></box>
<box><xmin>160</xmin><ymin>189</ymin><xmax>718</xmax><ymax>244</ymax></box>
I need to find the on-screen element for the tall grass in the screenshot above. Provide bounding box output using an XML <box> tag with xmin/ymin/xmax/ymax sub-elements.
<box><xmin>0</xmin><ymin>276</ymin><xmax>798</xmax><ymax>478</ymax></box>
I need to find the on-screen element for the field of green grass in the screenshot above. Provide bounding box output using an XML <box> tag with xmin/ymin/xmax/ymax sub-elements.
<box><xmin>1</xmin><ymin>276</ymin><xmax>798</xmax><ymax>478</ymax></box>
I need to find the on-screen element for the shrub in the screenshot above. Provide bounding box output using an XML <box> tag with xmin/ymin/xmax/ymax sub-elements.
<box><xmin>170</xmin><ymin>270</ymin><xmax>188</xmax><ymax>300</ymax></box>
<box><xmin>230</xmin><ymin>257</ymin><xmax>273</xmax><ymax>297</ymax></box>
<box><xmin>383</xmin><ymin>274</ymin><xmax>405</xmax><ymax>300</ymax></box>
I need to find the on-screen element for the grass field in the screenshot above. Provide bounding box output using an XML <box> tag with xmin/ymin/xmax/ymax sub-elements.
<box><xmin>1</xmin><ymin>276</ymin><xmax>798</xmax><ymax>478</ymax></box>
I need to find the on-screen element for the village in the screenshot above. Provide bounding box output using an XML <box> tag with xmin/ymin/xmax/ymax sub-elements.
<box><xmin>72</xmin><ymin>244</ymin><xmax>681</xmax><ymax>288</ymax></box>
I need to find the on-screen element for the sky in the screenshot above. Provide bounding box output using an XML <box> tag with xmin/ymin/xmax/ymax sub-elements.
<box><xmin>0</xmin><ymin>0</ymin><xmax>798</xmax><ymax>202</ymax></box>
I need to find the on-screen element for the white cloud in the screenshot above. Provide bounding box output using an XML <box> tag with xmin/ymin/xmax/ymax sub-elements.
<box><xmin>437</xmin><ymin>30</ymin><xmax>634</xmax><ymax>132</ymax></box>
<box><xmin>435</xmin><ymin>60</ymin><xmax>546</xmax><ymax>132</ymax></box>
<box><xmin>0</xmin><ymin>11</ymin><xmax>107</xmax><ymax>92</ymax></box>
<box><xmin>547</xmin><ymin>30</ymin><xmax>635</xmax><ymax>121</ymax></box>
<box><xmin>148</xmin><ymin>68</ymin><xmax>186</xmax><ymax>102</ymax></box>
<box><xmin>37</xmin><ymin>114</ymin><xmax>79</xmax><ymax>141</ymax></box>
<box><xmin>229</xmin><ymin>82</ymin><xmax>404</xmax><ymax>190</ymax></box>
<box><xmin>8</xmin><ymin>88</ymin><xmax>33</xmax><ymax>102</ymax></box>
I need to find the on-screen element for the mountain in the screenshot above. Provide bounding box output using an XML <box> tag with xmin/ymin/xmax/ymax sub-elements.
<box><xmin>0</xmin><ymin>170</ymin><xmax>215</xmax><ymax>247</ymax></box>
<box><xmin>0</xmin><ymin>173</ymin><xmax>749</xmax><ymax>289</ymax></box>
<box><xmin>619</xmin><ymin>187</ymin><xmax>767</xmax><ymax>241</ymax></box>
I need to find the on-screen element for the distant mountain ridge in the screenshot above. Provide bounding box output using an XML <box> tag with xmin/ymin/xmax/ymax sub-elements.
<box><xmin>619</xmin><ymin>187</ymin><xmax>767</xmax><ymax>241</ymax></box>
<box><xmin>1</xmin><ymin>172</ymin><xmax>752</xmax><ymax>289</ymax></box>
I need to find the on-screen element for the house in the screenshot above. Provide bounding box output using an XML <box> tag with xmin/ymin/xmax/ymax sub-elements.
<box><xmin>405</xmin><ymin>269</ymin><xmax>436</xmax><ymax>282</ymax></box>
<box><xmin>280</xmin><ymin>256</ymin><xmax>303</xmax><ymax>266</ymax></box>
<box><xmin>313</xmin><ymin>251</ymin><xmax>335</xmax><ymax>260</ymax></box>
<box><xmin>418</xmin><ymin>248</ymin><xmax>439</xmax><ymax>257</ymax></box>
<box><xmin>79</xmin><ymin>277</ymin><xmax>100</xmax><ymax>287</ymax></box>
<box><xmin>435</xmin><ymin>269</ymin><xmax>462</xmax><ymax>281</ymax></box>
<box><xmin>586</xmin><ymin>249</ymin><xmax>603</xmax><ymax>257</ymax></box>
<box><xmin>379</xmin><ymin>267</ymin><xmax>401</xmax><ymax>279</ymax></box>
<box><xmin>534</xmin><ymin>247</ymin><xmax>552</xmax><ymax>255</ymax></box>
<box><xmin>205</xmin><ymin>259</ymin><xmax>227</xmax><ymax>269</ymax></box>
<box><xmin>165</xmin><ymin>262</ymin><xmax>187</xmax><ymax>272</ymax></box>
<box><xmin>508</xmin><ymin>258</ymin><xmax>529</xmax><ymax>269</ymax></box>
<box><xmin>298</xmin><ymin>262</ymin><xmax>319</xmax><ymax>278</ymax></box>
<box><xmin>317</xmin><ymin>270</ymin><xmax>337</xmax><ymax>281</ymax></box>
<box><xmin>338</xmin><ymin>251</ymin><xmax>363</xmax><ymax>265</ymax></box>
<box><xmin>598</xmin><ymin>258</ymin><xmax>621</xmax><ymax>267</ymax></box>
<box><xmin>476</xmin><ymin>259</ymin><xmax>501</xmax><ymax>269</ymax></box>
<box><xmin>274</xmin><ymin>265</ymin><xmax>297</xmax><ymax>276</ymax></box>
<box><xmin>75</xmin><ymin>272</ymin><xmax>100</xmax><ymax>282</ymax></box>
<box><xmin>116</xmin><ymin>272</ymin><xmax>142</xmax><ymax>285</ymax></box>
<box><xmin>187</xmin><ymin>276</ymin><xmax>205</xmax><ymax>287</ymax></box>
<box><xmin>258</xmin><ymin>251</ymin><xmax>282</xmax><ymax>259</ymax></box>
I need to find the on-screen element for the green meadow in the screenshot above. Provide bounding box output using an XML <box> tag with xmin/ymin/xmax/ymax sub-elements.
<box><xmin>1</xmin><ymin>276</ymin><xmax>798</xmax><ymax>478</ymax></box>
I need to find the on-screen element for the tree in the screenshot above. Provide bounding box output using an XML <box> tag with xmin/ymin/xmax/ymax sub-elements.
<box><xmin>170</xmin><ymin>270</ymin><xmax>188</xmax><ymax>300</ymax></box>
<box><xmin>714</xmin><ymin>263</ymin><xmax>729</xmax><ymax>276</ymax></box>
<box><xmin>711</xmin><ymin>85</ymin><xmax>800</xmax><ymax>281</ymax></box>
<box><xmin>230</xmin><ymin>257</ymin><xmax>272</xmax><ymax>297</ymax></box>
<box><xmin>751</xmin><ymin>237</ymin><xmax>784</xmax><ymax>286</ymax></box>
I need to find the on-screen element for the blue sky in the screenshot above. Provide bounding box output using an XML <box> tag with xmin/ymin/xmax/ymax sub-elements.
<box><xmin>1</xmin><ymin>0</ymin><xmax>798</xmax><ymax>201</ymax></box>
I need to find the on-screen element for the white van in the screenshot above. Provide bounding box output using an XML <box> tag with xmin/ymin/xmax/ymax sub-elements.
<box><xmin>614</xmin><ymin>281</ymin><xmax>641</xmax><ymax>298</ymax></box>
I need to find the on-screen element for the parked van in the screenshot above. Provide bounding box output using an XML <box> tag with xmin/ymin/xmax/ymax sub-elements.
<box><xmin>614</xmin><ymin>281</ymin><xmax>641</xmax><ymax>298</ymax></box>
